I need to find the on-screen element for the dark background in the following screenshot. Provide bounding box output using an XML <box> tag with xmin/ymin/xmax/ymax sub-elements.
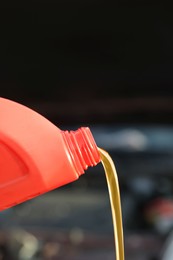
<box><xmin>1</xmin><ymin>1</ymin><xmax>173</xmax><ymax>125</ymax></box>
<box><xmin>1</xmin><ymin>1</ymin><xmax>173</xmax><ymax>259</ymax></box>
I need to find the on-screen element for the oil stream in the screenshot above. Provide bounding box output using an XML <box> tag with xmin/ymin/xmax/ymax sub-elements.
<box><xmin>98</xmin><ymin>148</ymin><xmax>124</xmax><ymax>260</ymax></box>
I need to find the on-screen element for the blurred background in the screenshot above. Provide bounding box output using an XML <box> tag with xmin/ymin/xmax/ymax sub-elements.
<box><xmin>1</xmin><ymin>1</ymin><xmax>173</xmax><ymax>259</ymax></box>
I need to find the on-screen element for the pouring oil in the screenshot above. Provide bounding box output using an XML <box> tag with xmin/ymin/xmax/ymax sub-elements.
<box><xmin>98</xmin><ymin>148</ymin><xmax>124</xmax><ymax>260</ymax></box>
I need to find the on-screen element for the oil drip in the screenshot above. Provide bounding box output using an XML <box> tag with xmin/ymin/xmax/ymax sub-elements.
<box><xmin>99</xmin><ymin>148</ymin><xmax>124</xmax><ymax>260</ymax></box>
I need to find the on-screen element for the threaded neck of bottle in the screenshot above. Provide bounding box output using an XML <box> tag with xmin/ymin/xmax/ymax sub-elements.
<box><xmin>62</xmin><ymin>127</ymin><xmax>100</xmax><ymax>176</ymax></box>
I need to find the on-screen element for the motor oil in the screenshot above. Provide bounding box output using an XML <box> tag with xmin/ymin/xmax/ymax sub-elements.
<box><xmin>99</xmin><ymin>148</ymin><xmax>124</xmax><ymax>260</ymax></box>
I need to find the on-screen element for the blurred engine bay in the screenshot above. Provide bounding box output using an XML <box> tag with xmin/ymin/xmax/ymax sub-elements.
<box><xmin>1</xmin><ymin>125</ymin><xmax>173</xmax><ymax>259</ymax></box>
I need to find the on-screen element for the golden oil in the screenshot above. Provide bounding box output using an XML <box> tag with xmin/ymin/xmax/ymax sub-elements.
<box><xmin>99</xmin><ymin>148</ymin><xmax>124</xmax><ymax>260</ymax></box>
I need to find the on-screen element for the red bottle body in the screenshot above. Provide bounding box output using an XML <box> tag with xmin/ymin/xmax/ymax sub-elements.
<box><xmin>0</xmin><ymin>98</ymin><xmax>100</xmax><ymax>211</ymax></box>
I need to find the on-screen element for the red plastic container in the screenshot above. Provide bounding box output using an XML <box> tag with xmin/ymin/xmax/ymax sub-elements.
<box><xmin>0</xmin><ymin>98</ymin><xmax>100</xmax><ymax>211</ymax></box>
